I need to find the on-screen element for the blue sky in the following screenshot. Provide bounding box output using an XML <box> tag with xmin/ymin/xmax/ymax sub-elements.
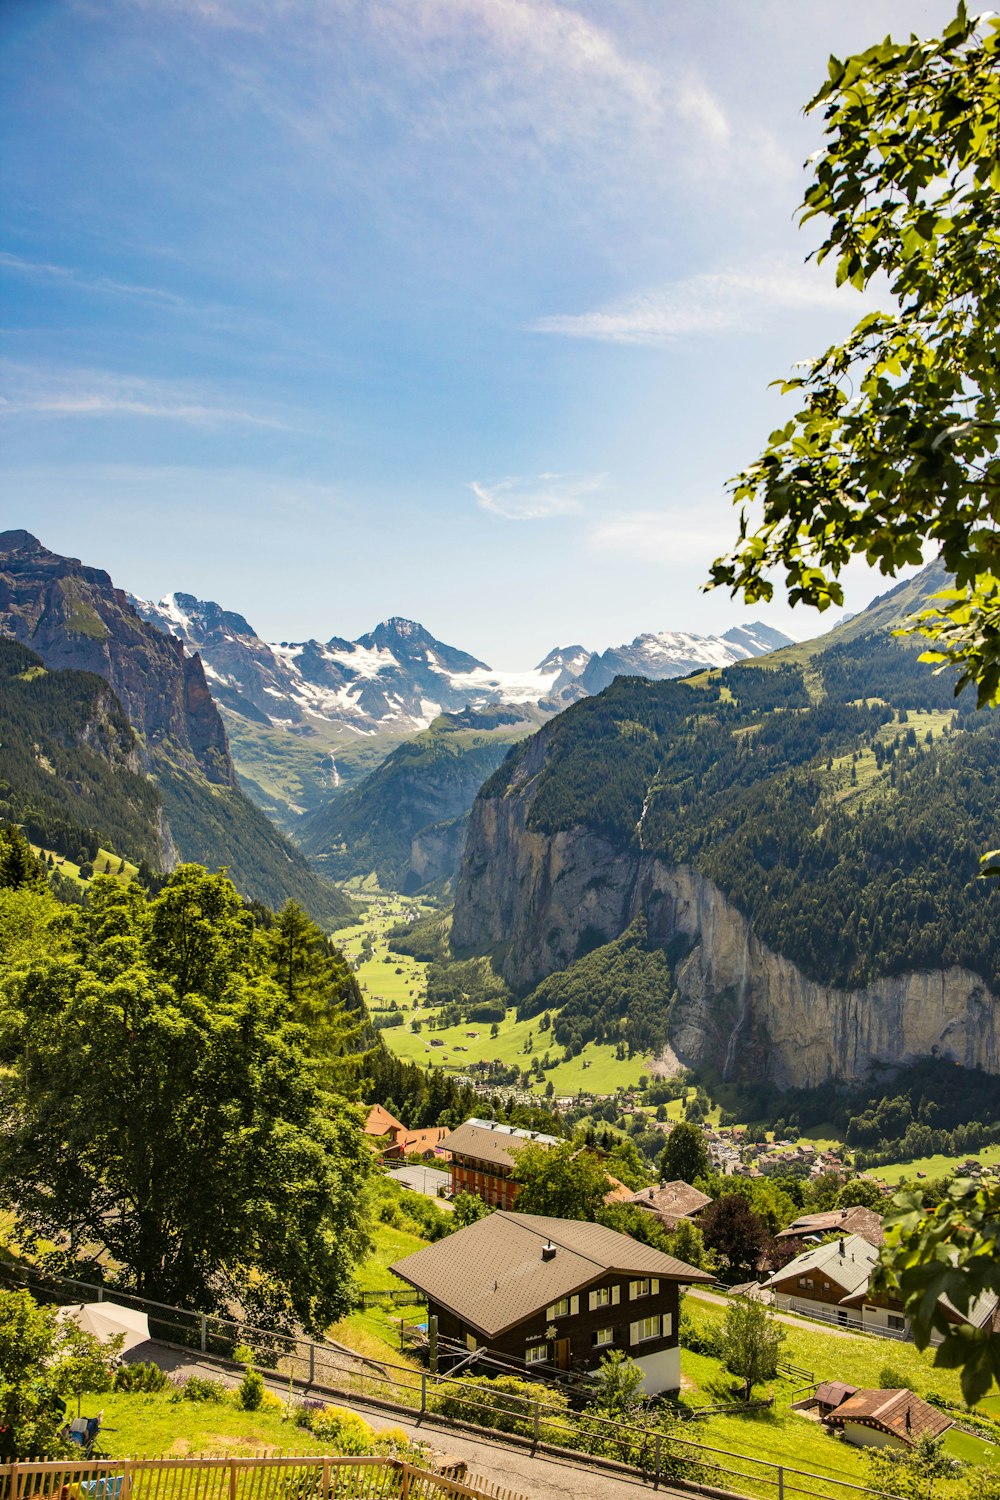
<box><xmin>2</xmin><ymin>0</ymin><xmax>955</xmax><ymax>665</ymax></box>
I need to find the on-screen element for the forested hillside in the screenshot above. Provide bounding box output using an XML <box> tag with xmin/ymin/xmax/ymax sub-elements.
<box><xmin>506</xmin><ymin>621</ymin><xmax>997</xmax><ymax>994</ymax></box>
<box><xmin>0</xmin><ymin>639</ymin><xmax>167</xmax><ymax>868</ymax></box>
<box><xmin>302</xmin><ymin>708</ymin><xmax>531</xmax><ymax>890</ymax></box>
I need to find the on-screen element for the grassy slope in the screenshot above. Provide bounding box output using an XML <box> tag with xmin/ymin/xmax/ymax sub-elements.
<box><xmin>680</xmin><ymin>1296</ymin><xmax>997</xmax><ymax>1484</ymax></box>
<box><xmin>31</xmin><ymin>843</ymin><xmax>138</xmax><ymax>888</ymax></box>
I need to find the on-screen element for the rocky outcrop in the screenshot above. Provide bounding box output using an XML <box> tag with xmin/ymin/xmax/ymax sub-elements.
<box><xmin>0</xmin><ymin>531</ymin><xmax>236</xmax><ymax>787</ymax></box>
<box><xmin>452</xmin><ymin>766</ymin><xmax>1000</xmax><ymax>1087</ymax></box>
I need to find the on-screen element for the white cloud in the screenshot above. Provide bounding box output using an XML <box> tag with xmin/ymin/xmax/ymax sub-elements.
<box><xmin>532</xmin><ymin>260</ymin><xmax>888</xmax><ymax>345</ymax></box>
<box><xmin>0</xmin><ymin>364</ymin><xmax>288</xmax><ymax>429</ymax></box>
<box><xmin>587</xmin><ymin>511</ymin><xmax>722</xmax><ymax>566</ymax></box>
<box><xmin>471</xmin><ymin>471</ymin><xmax>606</xmax><ymax>521</ymax></box>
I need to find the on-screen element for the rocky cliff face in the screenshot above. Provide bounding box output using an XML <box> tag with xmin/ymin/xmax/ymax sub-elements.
<box><xmin>0</xmin><ymin>532</ymin><xmax>235</xmax><ymax>787</ymax></box>
<box><xmin>452</xmin><ymin>750</ymin><xmax>1000</xmax><ymax>1086</ymax></box>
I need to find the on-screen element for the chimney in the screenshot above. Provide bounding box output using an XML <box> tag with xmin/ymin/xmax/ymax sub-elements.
<box><xmin>839</xmin><ymin>1239</ymin><xmax>845</xmax><ymax>1255</ymax></box>
<box><xmin>541</xmin><ymin>1241</ymin><xmax>556</xmax><ymax>1262</ymax></box>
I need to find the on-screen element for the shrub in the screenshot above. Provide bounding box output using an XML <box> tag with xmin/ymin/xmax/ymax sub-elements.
<box><xmin>434</xmin><ymin>1374</ymin><xmax>569</xmax><ymax>1441</ymax></box>
<box><xmin>113</xmin><ymin>1362</ymin><xmax>167</xmax><ymax>1393</ymax></box>
<box><xmin>237</xmin><ymin>1367</ymin><xmax>265</xmax><ymax>1411</ymax></box>
<box><xmin>678</xmin><ymin>1309</ymin><xmax>720</xmax><ymax>1356</ymax></box>
<box><xmin>878</xmin><ymin>1363</ymin><xmax>911</xmax><ymax>1391</ymax></box>
<box><xmin>297</xmin><ymin>1404</ymin><xmax>377</xmax><ymax>1455</ymax></box>
<box><xmin>170</xmin><ymin>1375</ymin><xmax>228</xmax><ymax>1404</ymax></box>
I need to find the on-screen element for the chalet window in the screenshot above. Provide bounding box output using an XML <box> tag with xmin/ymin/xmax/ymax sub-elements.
<box><xmin>822</xmin><ymin>1282</ymin><xmax>830</xmax><ymax>1291</ymax></box>
<box><xmin>525</xmin><ymin>1344</ymin><xmax>548</xmax><ymax>1364</ymax></box>
<box><xmin>888</xmin><ymin>1314</ymin><xmax>905</xmax><ymax>1332</ymax></box>
<box><xmin>797</xmin><ymin>1277</ymin><xmax>807</xmax><ymax>1287</ymax></box>
<box><xmin>592</xmin><ymin>1327</ymin><xmax>614</xmax><ymax>1348</ymax></box>
<box><xmin>546</xmin><ymin>1298</ymin><xmax>570</xmax><ymax>1319</ymax></box>
<box><xmin>589</xmin><ymin>1287</ymin><xmax>611</xmax><ymax>1311</ymax></box>
<box><xmin>629</xmin><ymin>1315</ymin><xmax>662</xmax><ymax>1345</ymax></box>
<box><xmin>628</xmin><ymin>1278</ymin><xmax>658</xmax><ymax>1300</ymax></box>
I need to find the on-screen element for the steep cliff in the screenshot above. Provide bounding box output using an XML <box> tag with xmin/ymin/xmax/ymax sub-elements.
<box><xmin>457</xmin><ymin>794</ymin><xmax>997</xmax><ymax>1084</ymax></box>
<box><xmin>452</xmin><ymin>567</ymin><xmax>1000</xmax><ymax>1086</ymax></box>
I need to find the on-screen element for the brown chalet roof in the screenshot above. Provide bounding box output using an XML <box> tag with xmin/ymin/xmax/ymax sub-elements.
<box><xmin>824</xmin><ymin>1389</ymin><xmax>952</xmax><ymax>1445</ymax></box>
<box><xmin>776</xmin><ymin>1206</ymin><xmax>884</xmax><ymax>1246</ymax></box>
<box><xmin>365</xmin><ymin>1104</ymin><xmax>404</xmax><ymax>1139</ymax></box>
<box><xmin>445</xmin><ymin>1118</ymin><xmax>560</xmax><ymax>1170</ymax></box>
<box><xmin>629</xmin><ymin>1180</ymin><xmax>712</xmax><ymax>1223</ymax></box>
<box><xmin>813</xmin><ymin>1381</ymin><xmax>858</xmax><ymax>1410</ymax></box>
<box><xmin>390</xmin><ymin>1210</ymin><xmax>713</xmax><ymax>1338</ymax></box>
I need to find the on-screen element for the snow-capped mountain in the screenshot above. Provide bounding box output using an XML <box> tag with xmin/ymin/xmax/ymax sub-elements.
<box><xmin>131</xmin><ymin>591</ymin><xmax>793</xmax><ymax>735</ymax></box>
<box><xmin>578</xmin><ymin>622</ymin><xmax>794</xmax><ymax>695</ymax></box>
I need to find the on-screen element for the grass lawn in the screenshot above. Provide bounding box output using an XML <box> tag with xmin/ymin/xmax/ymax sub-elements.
<box><xmin>684</xmin><ymin>1295</ymin><xmax>970</xmax><ymax>1406</ymax></box>
<box><xmin>327</xmin><ymin>1219</ymin><xmax>428</xmax><ymax>1372</ymax></box>
<box><xmin>95</xmin><ymin>1389</ymin><xmax>329</xmax><ymax>1458</ymax></box>
<box><xmin>31</xmin><ymin>843</ymin><xmax>138</xmax><ymax>889</ymax></box>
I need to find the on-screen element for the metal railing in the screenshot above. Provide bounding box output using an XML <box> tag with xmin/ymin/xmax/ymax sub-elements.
<box><xmin>782</xmin><ymin>1302</ymin><xmax>908</xmax><ymax>1342</ymax></box>
<box><xmin>358</xmin><ymin>1292</ymin><xmax>426</xmax><ymax>1310</ymax></box>
<box><xmin>0</xmin><ymin>1266</ymin><xmax>908</xmax><ymax>1500</ymax></box>
<box><xmin>0</xmin><ymin>1456</ymin><xmax>527</xmax><ymax>1500</ymax></box>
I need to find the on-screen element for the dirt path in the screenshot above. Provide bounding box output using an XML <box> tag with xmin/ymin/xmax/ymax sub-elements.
<box><xmin>141</xmin><ymin>1343</ymin><xmax>692</xmax><ymax>1500</ymax></box>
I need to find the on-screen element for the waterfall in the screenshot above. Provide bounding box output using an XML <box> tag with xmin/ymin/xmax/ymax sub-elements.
<box><xmin>722</xmin><ymin>927</ymin><xmax>752</xmax><ymax>1082</ymax></box>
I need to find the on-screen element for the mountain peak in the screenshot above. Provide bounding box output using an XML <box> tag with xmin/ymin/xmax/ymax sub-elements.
<box><xmin>0</xmin><ymin>530</ymin><xmax>44</xmax><ymax>556</ymax></box>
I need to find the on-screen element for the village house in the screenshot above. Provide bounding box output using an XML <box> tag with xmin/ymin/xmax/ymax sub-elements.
<box><xmin>764</xmin><ymin>1234</ymin><xmax>880</xmax><ymax>1323</ymax></box>
<box><xmin>398</xmin><ymin>1126</ymin><xmax>452</xmax><ymax>1161</ymax></box>
<box><xmin>775</xmin><ymin>1206</ymin><xmax>884</xmax><ymax>1247</ymax></box>
<box><xmin>391</xmin><ymin>1210</ymin><xmax>712</xmax><ymax>1393</ymax></box>
<box><xmin>445</xmin><ymin>1118</ymin><xmax>560</xmax><ymax>1209</ymax></box>
<box><xmin>823</xmin><ymin>1388</ymin><xmax>953</xmax><ymax>1451</ymax></box>
<box><xmin>839</xmin><ymin>1281</ymin><xmax>998</xmax><ymax>1341</ymax></box>
<box><xmin>767</xmin><ymin>1234</ymin><xmax>999</xmax><ymax>1341</ymax></box>
<box><xmin>364</xmin><ymin>1103</ymin><xmax>407</xmax><ymax>1160</ymax></box>
<box><xmin>626</xmin><ymin>1180</ymin><xmax>713</xmax><ymax>1230</ymax></box>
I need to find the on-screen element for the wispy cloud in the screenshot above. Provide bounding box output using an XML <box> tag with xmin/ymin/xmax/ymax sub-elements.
<box><xmin>0</xmin><ymin>364</ymin><xmax>288</xmax><ymax>428</ymax></box>
<box><xmin>587</xmin><ymin>511</ymin><xmax>721</xmax><ymax>565</ymax></box>
<box><xmin>470</xmin><ymin>471</ymin><xmax>606</xmax><ymax>521</ymax></box>
<box><xmin>0</xmin><ymin>251</ymin><xmax>189</xmax><ymax>310</ymax></box>
<box><xmin>532</xmin><ymin>261</ymin><xmax>886</xmax><ymax>346</ymax></box>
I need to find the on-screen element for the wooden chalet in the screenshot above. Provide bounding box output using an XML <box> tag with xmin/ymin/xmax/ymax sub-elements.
<box><xmin>390</xmin><ymin>1210</ymin><xmax>712</xmax><ymax>1394</ymax></box>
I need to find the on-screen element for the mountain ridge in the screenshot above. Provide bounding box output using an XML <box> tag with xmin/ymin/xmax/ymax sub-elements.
<box><xmin>132</xmin><ymin>586</ymin><xmax>792</xmax><ymax>827</ymax></box>
<box><xmin>0</xmin><ymin>533</ymin><xmax>353</xmax><ymax>925</ymax></box>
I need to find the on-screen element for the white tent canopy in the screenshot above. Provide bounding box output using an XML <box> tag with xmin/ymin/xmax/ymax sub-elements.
<box><xmin>57</xmin><ymin>1301</ymin><xmax>151</xmax><ymax>1352</ymax></box>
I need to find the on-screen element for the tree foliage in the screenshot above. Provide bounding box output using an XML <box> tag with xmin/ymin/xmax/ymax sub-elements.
<box><xmin>709</xmin><ymin>6</ymin><xmax>1000</xmax><ymax>709</ymax></box>
<box><xmin>659</xmin><ymin>1122</ymin><xmax>709</xmax><ymax>1186</ymax></box>
<box><xmin>719</xmin><ymin>1296</ymin><xmax>785</xmax><ymax>1402</ymax></box>
<box><xmin>511</xmin><ymin>1139</ymin><xmax>614</xmax><ymax>1220</ymax></box>
<box><xmin>0</xmin><ymin>866</ymin><xmax>370</xmax><ymax>1332</ymax></box>
<box><xmin>700</xmin><ymin>1195</ymin><xmax>770</xmax><ymax>1278</ymax></box>
<box><xmin>877</xmin><ymin>1175</ymin><xmax>1000</xmax><ymax>1403</ymax></box>
<box><xmin>0</xmin><ymin>1291</ymin><xmax>78</xmax><ymax>1459</ymax></box>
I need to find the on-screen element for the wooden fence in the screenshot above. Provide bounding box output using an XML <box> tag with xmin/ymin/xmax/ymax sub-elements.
<box><xmin>0</xmin><ymin>1457</ymin><xmax>527</xmax><ymax>1500</ymax></box>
